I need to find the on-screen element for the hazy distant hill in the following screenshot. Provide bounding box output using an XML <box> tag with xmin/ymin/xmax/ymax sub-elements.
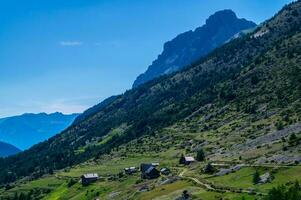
<box><xmin>0</xmin><ymin>141</ymin><xmax>21</xmax><ymax>157</ymax></box>
<box><xmin>0</xmin><ymin>112</ymin><xmax>79</xmax><ymax>150</ymax></box>
<box><xmin>133</xmin><ymin>9</ymin><xmax>256</xmax><ymax>87</ymax></box>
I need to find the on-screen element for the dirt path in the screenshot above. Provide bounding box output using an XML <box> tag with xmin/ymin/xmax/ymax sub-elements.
<box><xmin>178</xmin><ymin>169</ymin><xmax>214</xmax><ymax>191</ymax></box>
<box><xmin>178</xmin><ymin>168</ymin><xmax>266</xmax><ymax>196</ymax></box>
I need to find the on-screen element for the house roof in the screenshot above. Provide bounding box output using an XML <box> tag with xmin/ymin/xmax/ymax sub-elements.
<box><xmin>125</xmin><ymin>167</ymin><xmax>137</xmax><ymax>171</ymax></box>
<box><xmin>145</xmin><ymin>166</ymin><xmax>156</xmax><ymax>174</ymax></box>
<box><xmin>141</xmin><ymin>164</ymin><xmax>152</xmax><ymax>173</ymax></box>
<box><xmin>82</xmin><ymin>173</ymin><xmax>99</xmax><ymax>179</ymax></box>
<box><xmin>185</xmin><ymin>156</ymin><xmax>195</xmax><ymax>162</ymax></box>
<box><xmin>160</xmin><ymin>168</ymin><xmax>170</xmax><ymax>172</ymax></box>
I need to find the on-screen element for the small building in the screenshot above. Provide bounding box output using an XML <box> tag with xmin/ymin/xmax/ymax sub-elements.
<box><xmin>151</xmin><ymin>162</ymin><xmax>160</xmax><ymax>167</ymax></box>
<box><xmin>160</xmin><ymin>168</ymin><xmax>171</xmax><ymax>175</ymax></box>
<box><xmin>81</xmin><ymin>173</ymin><xmax>99</xmax><ymax>186</ymax></box>
<box><xmin>180</xmin><ymin>156</ymin><xmax>196</xmax><ymax>165</ymax></box>
<box><xmin>140</xmin><ymin>163</ymin><xmax>160</xmax><ymax>179</ymax></box>
<box><xmin>124</xmin><ymin>167</ymin><xmax>137</xmax><ymax>175</ymax></box>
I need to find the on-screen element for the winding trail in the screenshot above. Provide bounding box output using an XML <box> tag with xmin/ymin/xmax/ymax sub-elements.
<box><xmin>179</xmin><ymin>169</ymin><xmax>215</xmax><ymax>191</ymax></box>
<box><xmin>178</xmin><ymin>168</ymin><xmax>266</xmax><ymax>196</ymax></box>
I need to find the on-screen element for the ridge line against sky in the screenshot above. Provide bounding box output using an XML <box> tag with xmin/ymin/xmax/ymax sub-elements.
<box><xmin>0</xmin><ymin>0</ymin><xmax>295</xmax><ymax>118</ymax></box>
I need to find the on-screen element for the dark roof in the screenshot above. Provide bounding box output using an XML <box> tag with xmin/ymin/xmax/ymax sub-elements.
<box><xmin>140</xmin><ymin>163</ymin><xmax>153</xmax><ymax>173</ymax></box>
<box><xmin>145</xmin><ymin>166</ymin><xmax>156</xmax><ymax>174</ymax></box>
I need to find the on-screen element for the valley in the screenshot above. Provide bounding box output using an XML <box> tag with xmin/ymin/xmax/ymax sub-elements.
<box><xmin>1</xmin><ymin>1</ymin><xmax>301</xmax><ymax>200</ymax></box>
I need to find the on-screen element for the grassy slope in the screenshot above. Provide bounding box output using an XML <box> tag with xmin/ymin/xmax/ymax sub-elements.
<box><xmin>1</xmin><ymin>129</ymin><xmax>300</xmax><ymax>200</ymax></box>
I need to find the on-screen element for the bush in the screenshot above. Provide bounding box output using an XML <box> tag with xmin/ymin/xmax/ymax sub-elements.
<box><xmin>265</xmin><ymin>181</ymin><xmax>301</xmax><ymax>200</ymax></box>
<box><xmin>67</xmin><ymin>179</ymin><xmax>77</xmax><ymax>187</ymax></box>
<box><xmin>276</xmin><ymin>121</ymin><xmax>284</xmax><ymax>130</ymax></box>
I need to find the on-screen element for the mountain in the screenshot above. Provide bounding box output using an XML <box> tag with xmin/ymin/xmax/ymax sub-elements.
<box><xmin>0</xmin><ymin>141</ymin><xmax>21</xmax><ymax>157</ymax></box>
<box><xmin>132</xmin><ymin>9</ymin><xmax>256</xmax><ymax>87</ymax></box>
<box><xmin>0</xmin><ymin>1</ymin><xmax>301</xmax><ymax>194</ymax></box>
<box><xmin>0</xmin><ymin>112</ymin><xmax>79</xmax><ymax>150</ymax></box>
<box><xmin>73</xmin><ymin>11</ymin><xmax>256</xmax><ymax>126</ymax></box>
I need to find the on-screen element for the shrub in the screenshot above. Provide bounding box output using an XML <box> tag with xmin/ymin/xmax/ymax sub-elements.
<box><xmin>67</xmin><ymin>179</ymin><xmax>77</xmax><ymax>188</ymax></box>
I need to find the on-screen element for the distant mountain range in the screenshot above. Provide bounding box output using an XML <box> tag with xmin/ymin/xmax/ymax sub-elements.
<box><xmin>0</xmin><ymin>141</ymin><xmax>21</xmax><ymax>157</ymax></box>
<box><xmin>0</xmin><ymin>112</ymin><xmax>79</xmax><ymax>150</ymax></box>
<box><xmin>133</xmin><ymin>9</ymin><xmax>256</xmax><ymax>87</ymax></box>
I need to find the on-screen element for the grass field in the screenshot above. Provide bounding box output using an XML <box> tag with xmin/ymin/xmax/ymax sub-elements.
<box><xmin>208</xmin><ymin>166</ymin><xmax>301</xmax><ymax>193</ymax></box>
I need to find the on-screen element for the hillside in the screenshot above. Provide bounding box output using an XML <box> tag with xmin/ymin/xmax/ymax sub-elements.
<box><xmin>133</xmin><ymin>9</ymin><xmax>256</xmax><ymax>87</ymax></box>
<box><xmin>0</xmin><ymin>141</ymin><xmax>21</xmax><ymax>157</ymax></box>
<box><xmin>0</xmin><ymin>1</ymin><xmax>301</xmax><ymax>199</ymax></box>
<box><xmin>0</xmin><ymin>112</ymin><xmax>79</xmax><ymax>150</ymax></box>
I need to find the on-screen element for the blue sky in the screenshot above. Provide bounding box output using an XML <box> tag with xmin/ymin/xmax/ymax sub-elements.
<box><xmin>0</xmin><ymin>0</ymin><xmax>294</xmax><ymax>118</ymax></box>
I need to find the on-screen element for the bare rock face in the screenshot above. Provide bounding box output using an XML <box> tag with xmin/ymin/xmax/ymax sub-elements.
<box><xmin>133</xmin><ymin>10</ymin><xmax>256</xmax><ymax>88</ymax></box>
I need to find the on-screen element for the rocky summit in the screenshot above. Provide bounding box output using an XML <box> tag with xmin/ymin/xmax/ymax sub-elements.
<box><xmin>132</xmin><ymin>9</ymin><xmax>256</xmax><ymax>88</ymax></box>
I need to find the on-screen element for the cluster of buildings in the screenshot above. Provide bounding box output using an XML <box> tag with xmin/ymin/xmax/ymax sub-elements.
<box><xmin>128</xmin><ymin>163</ymin><xmax>171</xmax><ymax>179</ymax></box>
<box><xmin>81</xmin><ymin>155</ymin><xmax>197</xmax><ymax>186</ymax></box>
<box><xmin>81</xmin><ymin>162</ymin><xmax>173</xmax><ymax>185</ymax></box>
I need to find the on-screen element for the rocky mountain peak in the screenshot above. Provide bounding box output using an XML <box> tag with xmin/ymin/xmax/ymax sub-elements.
<box><xmin>132</xmin><ymin>10</ymin><xmax>256</xmax><ymax>88</ymax></box>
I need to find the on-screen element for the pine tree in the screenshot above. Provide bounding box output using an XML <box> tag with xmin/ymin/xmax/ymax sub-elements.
<box><xmin>203</xmin><ymin>163</ymin><xmax>215</xmax><ymax>174</ymax></box>
<box><xmin>253</xmin><ymin>170</ymin><xmax>260</xmax><ymax>185</ymax></box>
<box><xmin>196</xmin><ymin>149</ymin><xmax>205</xmax><ymax>162</ymax></box>
<box><xmin>179</xmin><ymin>154</ymin><xmax>185</xmax><ymax>164</ymax></box>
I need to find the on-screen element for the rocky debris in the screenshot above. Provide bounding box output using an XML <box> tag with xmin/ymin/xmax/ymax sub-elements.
<box><xmin>139</xmin><ymin>185</ymin><xmax>149</xmax><ymax>192</ymax></box>
<box><xmin>253</xmin><ymin>29</ymin><xmax>270</xmax><ymax>38</ymax></box>
<box><xmin>198</xmin><ymin>105</ymin><xmax>229</xmax><ymax>124</ymax></box>
<box><xmin>185</xmin><ymin>104</ymin><xmax>212</xmax><ymax>120</ymax></box>
<box><xmin>107</xmin><ymin>191</ymin><xmax>121</xmax><ymax>199</ymax></box>
<box><xmin>215</xmin><ymin>165</ymin><xmax>243</xmax><ymax>176</ymax></box>
<box><xmin>259</xmin><ymin>172</ymin><xmax>272</xmax><ymax>184</ymax></box>
<box><xmin>192</xmin><ymin>141</ymin><xmax>209</xmax><ymax>151</ymax></box>
<box><xmin>234</xmin><ymin>123</ymin><xmax>301</xmax><ymax>151</ymax></box>
<box><xmin>160</xmin><ymin>176</ymin><xmax>179</xmax><ymax>185</ymax></box>
<box><xmin>256</xmin><ymin>154</ymin><xmax>301</xmax><ymax>164</ymax></box>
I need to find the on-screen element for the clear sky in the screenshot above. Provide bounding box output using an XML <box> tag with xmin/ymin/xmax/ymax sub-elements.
<box><xmin>0</xmin><ymin>0</ymin><xmax>295</xmax><ymax>118</ymax></box>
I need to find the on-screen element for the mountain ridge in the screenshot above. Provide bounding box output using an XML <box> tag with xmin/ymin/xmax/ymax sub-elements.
<box><xmin>0</xmin><ymin>112</ymin><xmax>79</xmax><ymax>150</ymax></box>
<box><xmin>132</xmin><ymin>9</ymin><xmax>256</xmax><ymax>87</ymax></box>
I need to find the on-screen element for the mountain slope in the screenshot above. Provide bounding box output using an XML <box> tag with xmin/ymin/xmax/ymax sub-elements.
<box><xmin>0</xmin><ymin>141</ymin><xmax>21</xmax><ymax>157</ymax></box>
<box><xmin>0</xmin><ymin>112</ymin><xmax>79</xmax><ymax>150</ymax></box>
<box><xmin>133</xmin><ymin>9</ymin><xmax>256</xmax><ymax>87</ymax></box>
<box><xmin>0</xmin><ymin>1</ymin><xmax>301</xmax><ymax>187</ymax></box>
